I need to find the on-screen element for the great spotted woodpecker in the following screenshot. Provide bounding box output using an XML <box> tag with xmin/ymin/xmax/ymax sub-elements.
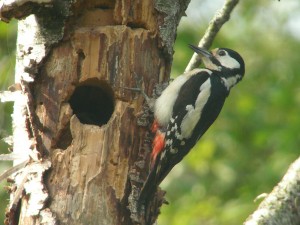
<box><xmin>139</xmin><ymin>45</ymin><xmax>245</xmax><ymax>203</ymax></box>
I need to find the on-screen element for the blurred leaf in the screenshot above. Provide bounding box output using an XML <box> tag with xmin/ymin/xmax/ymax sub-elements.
<box><xmin>0</xmin><ymin>20</ymin><xmax>16</xmax><ymax>223</ymax></box>
<box><xmin>159</xmin><ymin>1</ymin><xmax>300</xmax><ymax>225</ymax></box>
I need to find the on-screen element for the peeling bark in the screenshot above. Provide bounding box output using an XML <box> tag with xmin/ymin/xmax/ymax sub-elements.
<box><xmin>3</xmin><ymin>0</ymin><xmax>190</xmax><ymax>224</ymax></box>
<box><xmin>43</xmin><ymin>21</ymin><xmax>168</xmax><ymax>225</ymax></box>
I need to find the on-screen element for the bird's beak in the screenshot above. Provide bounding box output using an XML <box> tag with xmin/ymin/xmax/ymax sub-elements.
<box><xmin>188</xmin><ymin>44</ymin><xmax>221</xmax><ymax>71</ymax></box>
<box><xmin>188</xmin><ymin>44</ymin><xmax>212</xmax><ymax>58</ymax></box>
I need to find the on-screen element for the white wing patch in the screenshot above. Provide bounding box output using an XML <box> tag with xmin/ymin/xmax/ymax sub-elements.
<box><xmin>180</xmin><ymin>79</ymin><xmax>212</xmax><ymax>139</ymax></box>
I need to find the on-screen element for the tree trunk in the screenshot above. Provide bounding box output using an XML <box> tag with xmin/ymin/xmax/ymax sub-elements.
<box><xmin>2</xmin><ymin>0</ymin><xmax>190</xmax><ymax>224</ymax></box>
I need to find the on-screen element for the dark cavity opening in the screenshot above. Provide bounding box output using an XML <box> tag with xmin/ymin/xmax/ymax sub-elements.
<box><xmin>69</xmin><ymin>79</ymin><xmax>115</xmax><ymax>126</ymax></box>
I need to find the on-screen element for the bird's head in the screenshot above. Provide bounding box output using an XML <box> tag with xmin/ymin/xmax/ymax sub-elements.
<box><xmin>189</xmin><ymin>44</ymin><xmax>245</xmax><ymax>89</ymax></box>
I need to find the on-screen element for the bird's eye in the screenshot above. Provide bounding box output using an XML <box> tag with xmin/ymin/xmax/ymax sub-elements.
<box><xmin>218</xmin><ymin>50</ymin><xmax>226</xmax><ymax>56</ymax></box>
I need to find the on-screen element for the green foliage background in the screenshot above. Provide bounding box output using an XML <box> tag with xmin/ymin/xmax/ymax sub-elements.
<box><xmin>0</xmin><ymin>20</ymin><xmax>16</xmax><ymax>223</ymax></box>
<box><xmin>159</xmin><ymin>1</ymin><xmax>300</xmax><ymax>224</ymax></box>
<box><xmin>0</xmin><ymin>1</ymin><xmax>300</xmax><ymax>224</ymax></box>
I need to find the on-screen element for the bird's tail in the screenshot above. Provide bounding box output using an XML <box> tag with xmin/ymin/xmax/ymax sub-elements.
<box><xmin>139</xmin><ymin>154</ymin><xmax>161</xmax><ymax>204</ymax></box>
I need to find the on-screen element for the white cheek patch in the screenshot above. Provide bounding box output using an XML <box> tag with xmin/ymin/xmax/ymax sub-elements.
<box><xmin>219</xmin><ymin>56</ymin><xmax>240</xmax><ymax>69</ymax></box>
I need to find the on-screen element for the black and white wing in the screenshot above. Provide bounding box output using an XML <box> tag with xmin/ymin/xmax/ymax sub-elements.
<box><xmin>153</xmin><ymin>70</ymin><xmax>213</xmax><ymax>184</ymax></box>
<box><xmin>139</xmin><ymin>70</ymin><xmax>214</xmax><ymax>202</ymax></box>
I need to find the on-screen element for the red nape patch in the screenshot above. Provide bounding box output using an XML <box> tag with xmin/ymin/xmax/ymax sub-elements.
<box><xmin>151</xmin><ymin>132</ymin><xmax>165</xmax><ymax>165</ymax></box>
<box><xmin>151</xmin><ymin>120</ymin><xmax>160</xmax><ymax>133</ymax></box>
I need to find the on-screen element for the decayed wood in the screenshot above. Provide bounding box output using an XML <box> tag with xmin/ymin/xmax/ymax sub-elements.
<box><xmin>6</xmin><ymin>0</ymin><xmax>191</xmax><ymax>224</ymax></box>
<box><xmin>41</xmin><ymin>23</ymin><xmax>168</xmax><ymax>224</ymax></box>
<box><xmin>33</xmin><ymin>2</ymin><xmax>171</xmax><ymax>224</ymax></box>
<box><xmin>0</xmin><ymin>0</ymin><xmax>53</xmax><ymax>22</ymax></box>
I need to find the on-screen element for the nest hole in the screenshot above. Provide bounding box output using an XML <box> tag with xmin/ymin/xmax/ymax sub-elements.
<box><xmin>69</xmin><ymin>80</ymin><xmax>115</xmax><ymax>126</ymax></box>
